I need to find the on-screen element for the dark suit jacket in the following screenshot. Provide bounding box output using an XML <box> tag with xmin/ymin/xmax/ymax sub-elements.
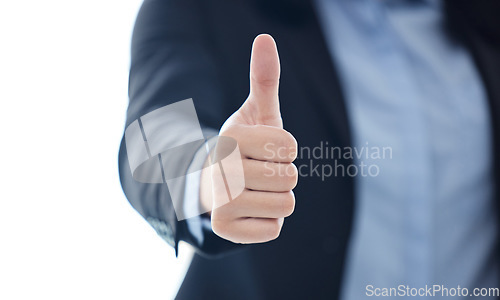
<box><xmin>119</xmin><ymin>0</ymin><xmax>500</xmax><ymax>299</ymax></box>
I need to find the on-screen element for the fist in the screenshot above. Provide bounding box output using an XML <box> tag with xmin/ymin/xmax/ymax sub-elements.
<box><xmin>200</xmin><ymin>34</ymin><xmax>298</xmax><ymax>244</ymax></box>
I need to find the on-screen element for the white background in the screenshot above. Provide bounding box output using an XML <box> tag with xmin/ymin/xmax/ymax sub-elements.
<box><xmin>0</xmin><ymin>1</ymin><xmax>193</xmax><ymax>299</ymax></box>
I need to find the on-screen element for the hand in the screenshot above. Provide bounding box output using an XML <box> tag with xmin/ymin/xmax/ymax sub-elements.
<box><xmin>200</xmin><ymin>34</ymin><xmax>298</xmax><ymax>244</ymax></box>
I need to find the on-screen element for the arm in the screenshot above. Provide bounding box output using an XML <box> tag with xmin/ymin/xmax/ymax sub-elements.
<box><xmin>119</xmin><ymin>0</ymin><xmax>298</xmax><ymax>257</ymax></box>
<box><xmin>119</xmin><ymin>0</ymin><xmax>242</xmax><ymax>257</ymax></box>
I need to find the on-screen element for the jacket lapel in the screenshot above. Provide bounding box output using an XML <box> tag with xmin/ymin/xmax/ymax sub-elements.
<box><xmin>465</xmin><ymin>36</ymin><xmax>500</xmax><ymax>202</ymax></box>
<box><xmin>445</xmin><ymin>0</ymin><xmax>500</xmax><ymax>206</ymax></box>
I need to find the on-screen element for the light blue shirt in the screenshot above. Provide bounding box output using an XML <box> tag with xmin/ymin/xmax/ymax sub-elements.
<box><xmin>314</xmin><ymin>0</ymin><xmax>497</xmax><ymax>299</ymax></box>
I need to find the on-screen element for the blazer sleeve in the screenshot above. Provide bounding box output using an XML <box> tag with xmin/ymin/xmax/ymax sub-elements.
<box><xmin>118</xmin><ymin>0</ymin><xmax>244</xmax><ymax>257</ymax></box>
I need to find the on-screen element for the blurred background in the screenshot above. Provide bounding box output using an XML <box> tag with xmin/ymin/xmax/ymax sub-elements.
<box><xmin>0</xmin><ymin>1</ymin><xmax>192</xmax><ymax>299</ymax></box>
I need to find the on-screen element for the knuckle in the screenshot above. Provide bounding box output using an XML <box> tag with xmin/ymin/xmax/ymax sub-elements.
<box><xmin>276</xmin><ymin>130</ymin><xmax>298</xmax><ymax>162</ymax></box>
<box><xmin>277</xmin><ymin>130</ymin><xmax>293</xmax><ymax>149</ymax></box>
<box><xmin>252</xmin><ymin>76</ymin><xmax>279</xmax><ymax>87</ymax></box>
<box><xmin>281</xmin><ymin>163</ymin><xmax>298</xmax><ymax>190</ymax></box>
<box><xmin>266</xmin><ymin>219</ymin><xmax>283</xmax><ymax>241</ymax></box>
<box><xmin>285</xmin><ymin>132</ymin><xmax>298</xmax><ymax>160</ymax></box>
<box><xmin>281</xmin><ymin>192</ymin><xmax>296</xmax><ymax>217</ymax></box>
<box><xmin>211</xmin><ymin>218</ymin><xmax>231</xmax><ymax>237</ymax></box>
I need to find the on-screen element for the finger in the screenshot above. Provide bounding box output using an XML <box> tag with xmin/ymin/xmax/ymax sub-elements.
<box><xmin>244</xmin><ymin>34</ymin><xmax>282</xmax><ymax>127</ymax></box>
<box><xmin>212</xmin><ymin>216</ymin><xmax>284</xmax><ymax>244</ymax></box>
<box><xmin>229</xmin><ymin>190</ymin><xmax>295</xmax><ymax>218</ymax></box>
<box><xmin>243</xmin><ymin>159</ymin><xmax>298</xmax><ymax>192</ymax></box>
<box><xmin>221</xmin><ymin>124</ymin><xmax>297</xmax><ymax>163</ymax></box>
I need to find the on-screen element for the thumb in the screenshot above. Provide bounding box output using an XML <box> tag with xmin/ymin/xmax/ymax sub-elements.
<box><xmin>242</xmin><ymin>34</ymin><xmax>282</xmax><ymax>128</ymax></box>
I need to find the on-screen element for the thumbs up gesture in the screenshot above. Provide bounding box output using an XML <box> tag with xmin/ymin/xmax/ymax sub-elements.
<box><xmin>200</xmin><ymin>34</ymin><xmax>298</xmax><ymax>244</ymax></box>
